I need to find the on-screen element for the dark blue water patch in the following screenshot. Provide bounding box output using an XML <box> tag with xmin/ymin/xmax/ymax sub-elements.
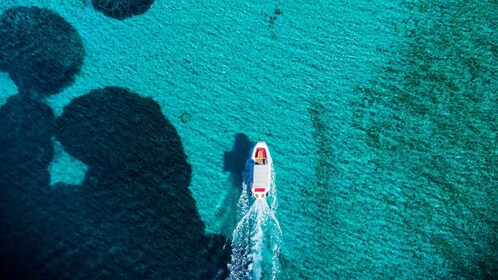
<box><xmin>205</xmin><ymin>233</ymin><xmax>232</xmax><ymax>280</ymax></box>
<box><xmin>0</xmin><ymin>94</ymin><xmax>55</xmax><ymax>189</ymax></box>
<box><xmin>0</xmin><ymin>87</ymin><xmax>229</xmax><ymax>279</ymax></box>
<box><xmin>0</xmin><ymin>94</ymin><xmax>55</xmax><ymax>279</ymax></box>
<box><xmin>0</xmin><ymin>7</ymin><xmax>85</xmax><ymax>97</ymax></box>
<box><xmin>0</xmin><ymin>96</ymin><xmax>61</xmax><ymax>280</ymax></box>
<box><xmin>55</xmin><ymin>86</ymin><xmax>191</xmax><ymax>188</ymax></box>
<box><xmin>91</xmin><ymin>0</ymin><xmax>154</xmax><ymax>20</ymax></box>
<box><xmin>52</xmin><ymin>86</ymin><xmax>228</xmax><ymax>278</ymax></box>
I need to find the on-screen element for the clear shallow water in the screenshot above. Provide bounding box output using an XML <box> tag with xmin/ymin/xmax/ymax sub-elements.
<box><xmin>0</xmin><ymin>0</ymin><xmax>496</xmax><ymax>279</ymax></box>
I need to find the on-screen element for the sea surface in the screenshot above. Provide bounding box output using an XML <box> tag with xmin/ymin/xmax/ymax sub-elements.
<box><xmin>0</xmin><ymin>0</ymin><xmax>496</xmax><ymax>279</ymax></box>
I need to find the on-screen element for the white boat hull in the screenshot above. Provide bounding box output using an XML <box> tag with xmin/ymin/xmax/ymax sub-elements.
<box><xmin>250</xmin><ymin>141</ymin><xmax>272</xmax><ymax>199</ymax></box>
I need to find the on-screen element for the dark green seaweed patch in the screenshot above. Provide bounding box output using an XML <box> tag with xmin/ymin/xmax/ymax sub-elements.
<box><xmin>303</xmin><ymin>99</ymin><xmax>340</xmax><ymax>275</ymax></box>
<box><xmin>307</xmin><ymin>100</ymin><xmax>337</xmax><ymax>199</ymax></box>
<box><xmin>353</xmin><ymin>0</ymin><xmax>497</xmax><ymax>277</ymax></box>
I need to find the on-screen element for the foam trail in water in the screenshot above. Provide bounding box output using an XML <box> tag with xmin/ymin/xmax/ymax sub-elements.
<box><xmin>269</xmin><ymin>162</ymin><xmax>278</xmax><ymax>212</ymax></box>
<box><xmin>267</xmin><ymin>163</ymin><xmax>281</xmax><ymax>280</ymax></box>
<box><xmin>237</xmin><ymin>181</ymin><xmax>250</xmax><ymax>220</ymax></box>
<box><xmin>228</xmin><ymin>168</ymin><xmax>282</xmax><ymax>280</ymax></box>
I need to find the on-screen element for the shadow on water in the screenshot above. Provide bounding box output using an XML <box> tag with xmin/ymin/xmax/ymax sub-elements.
<box><xmin>0</xmin><ymin>87</ymin><xmax>230</xmax><ymax>279</ymax></box>
<box><xmin>0</xmin><ymin>7</ymin><xmax>84</xmax><ymax>277</ymax></box>
<box><xmin>0</xmin><ymin>6</ymin><xmax>84</xmax><ymax>97</ymax></box>
<box><xmin>0</xmin><ymin>95</ymin><xmax>55</xmax><ymax>189</ymax></box>
<box><xmin>91</xmin><ymin>0</ymin><xmax>155</xmax><ymax>20</ymax></box>
<box><xmin>54</xmin><ymin>87</ymin><xmax>229</xmax><ymax>279</ymax></box>
<box><xmin>0</xmin><ymin>5</ymin><xmax>231</xmax><ymax>279</ymax></box>
<box><xmin>213</xmin><ymin>134</ymin><xmax>254</xmax><ymax>239</ymax></box>
<box><xmin>223</xmin><ymin>133</ymin><xmax>254</xmax><ymax>187</ymax></box>
<box><xmin>0</xmin><ymin>95</ymin><xmax>55</xmax><ymax>279</ymax></box>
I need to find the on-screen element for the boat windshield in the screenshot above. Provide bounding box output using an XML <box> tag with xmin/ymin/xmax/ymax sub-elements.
<box><xmin>255</xmin><ymin>149</ymin><xmax>266</xmax><ymax>165</ymax></box>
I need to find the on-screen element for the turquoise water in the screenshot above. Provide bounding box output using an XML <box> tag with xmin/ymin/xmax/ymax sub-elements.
<box><xmin>0</xmin><ymin>0</ymin><xmax>496</xmax><ymax>279</ymax></box>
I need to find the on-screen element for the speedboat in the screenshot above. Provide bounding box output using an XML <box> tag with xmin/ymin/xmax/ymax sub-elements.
<box><xmin>249</xmin><ymin>141</ymin><xmax>272</xmax><ymax>199</ymax></box>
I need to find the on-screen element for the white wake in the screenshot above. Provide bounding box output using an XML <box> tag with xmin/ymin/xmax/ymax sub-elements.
<box><xmin>228</xmin><ymin>164</ymin><xmax>282</xmax><ymax>280</ymax></box>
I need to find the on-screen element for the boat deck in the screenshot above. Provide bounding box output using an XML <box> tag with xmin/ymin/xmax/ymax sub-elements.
<box><xmin>253</xmin><ymin>164</ymin><xmax>269</xmax><ymax>190</ymax></box>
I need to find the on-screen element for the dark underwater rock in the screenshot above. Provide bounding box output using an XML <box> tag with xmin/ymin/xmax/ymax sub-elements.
<box><xmin>0</xmin><ymin>7</ymin><xmax>85</xmax><ymax>97</ymax></box>
<box><xmin>180</xmin><ymin>110</ymin><xmax>192</xmax><ymax>123</ymax></box>
<box><xmin>92</xmin><ymin>0</ymin><xmax>154</xmax><ymax>20</ymax></box>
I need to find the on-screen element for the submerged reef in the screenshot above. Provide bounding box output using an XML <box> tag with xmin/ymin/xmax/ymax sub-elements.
<box><xmin>92</xmin><ymin>0</ymin><xmax>154</xmax><ymax>20</ymax></box>
<box><xmin>353</xmin><ymin>0</ymin><xmax>497</xmax><ymax>277</ymax></box>
<box><xmin>302</xmin><ymin>99</ymin><xmax>340</xmax><ymax>275</ymax></box>
<box><xmin>0</xmin><ymin>7</ymin><xmax>84</xmax><ymax>97</ymax></box>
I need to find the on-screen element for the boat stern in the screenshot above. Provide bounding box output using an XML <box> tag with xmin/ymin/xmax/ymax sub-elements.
<box><xmin>252</xmin><ymin>187</ymin><xmax>269</xmax><ymax>199</ymax></box>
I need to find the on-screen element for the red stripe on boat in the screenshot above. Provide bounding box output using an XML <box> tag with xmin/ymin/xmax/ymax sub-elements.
<box><xmin>254</xmin><ymin>188</ymin><xmax>266</xmax><ymax>192</ymax></box>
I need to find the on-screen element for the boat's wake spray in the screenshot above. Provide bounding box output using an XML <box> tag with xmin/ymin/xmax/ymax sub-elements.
<box><xmin>228</xmin><ymin>164</ymin><xmax>282</xmax><ymax>280</ymax></box>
